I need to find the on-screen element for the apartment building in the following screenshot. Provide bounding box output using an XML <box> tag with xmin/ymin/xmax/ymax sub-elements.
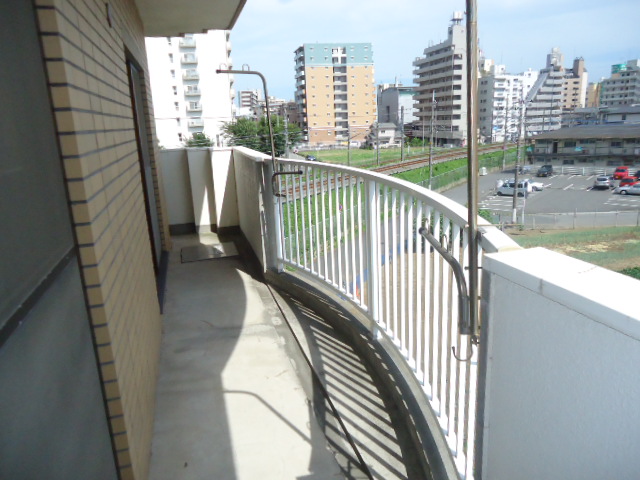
<box><xmin>413</xmin><ymin>12</ymin><xmax>468</xmax><ymax>147</ymax></box>
<box><xmin>0</xmin><ymin>0</ymin><xmax>245</xmax><ymax>479</ymax></box>
<box><xmin>478</xmin><ymin>64</ymin><xmax>538</xmax><ymax>143</ymax></box>
<box><xmin>239</xmin><ymin>89</ymin><xmax>259</xmax><ymax>109</ymax></box>
<box><xmin>294</xmin><ymin>43</ymin><xmax>377</xmax><ymax>146</ymax></box>
<box><xmin>146</xmin><ymin>31</ymin><xmax>235</xmax><ymax>148</ymax></box>
<box><xmin>524</xmin><ymin>48</ymin><xmax>588</xmax><ymax>136</ymax></box>
<box><xmin>600</xmin><ymin>60</ymin><xmax>640</xmax><ymax>107</ymax></box>
<box><xmin>561</xmin><ymin>57</ymin><xmax>588</xmax><ymax>111</ymax></box>
<box><xmin>377</xmin><ymin>84</ymin><xmax>417</xmax><ymax>127</ymax></box>
<box><xmin>585</xmin><ymin>82</ymin><xmax>602</xmax><ymax>107</ymax></box>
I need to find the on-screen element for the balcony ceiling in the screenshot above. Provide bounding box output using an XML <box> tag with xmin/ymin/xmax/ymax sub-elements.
<box><xmin>135</xmin><ymin>0</ymin><xmax>246</xmax><ymax>37</ymax></box>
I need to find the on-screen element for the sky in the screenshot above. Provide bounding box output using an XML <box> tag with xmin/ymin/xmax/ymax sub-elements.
<box><xmin>228</xmin><ymin>0</ymin><xmax>639</xmax><ymax>102</ymax></box>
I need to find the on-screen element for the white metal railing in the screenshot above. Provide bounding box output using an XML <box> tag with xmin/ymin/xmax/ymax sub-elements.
<box><xmin>268</xmin><ymin>158</ymin><xmax>510</xmax><ymax>479</ymax></box>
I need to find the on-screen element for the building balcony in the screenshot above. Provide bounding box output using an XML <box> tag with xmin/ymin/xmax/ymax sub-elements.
<box><xmin>154</xmin><ymin>147</ymin><xmax>640</xmax><ymax>480</ymax></box>
<box><xmin>187</xmin><ymin>118</ymin><xmax>204</xmax><ymax>127</ymax></box>
<box><xmin>186</xmin><ymin>104</ymin><xmax>202</xmax><ymax>112</ymax></box>
<box><xmin>183</xmin><ymin>70</ymin><xmax>199</xmax><ymax>80</ymax></box>
<box><xmin>179</xmin><ymin>37</ymin><xmax>196</xmax><ymax>48</ymax></box>
<box><xmin>184</xmin><ymin>87</ymin><xmax>201</xmax><ymax>96</ymax></box>
<box><xmin>181</xmin><ymin>54</ymin><xmax>198</xmax><ymax>64</ymax></box>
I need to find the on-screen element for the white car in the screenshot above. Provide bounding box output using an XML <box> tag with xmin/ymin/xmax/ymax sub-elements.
<box><xmin>496</xmin><ymin>180</ymin><xmax>528</xmax><ymax>197</ymax></box>
<box><xmin>614</xmin><ymin>183</ymin><xmax>640</xmax><ymax>195</ymax></box>
<box><xmin>529</xmin><ymin>180</ymin><xmax>544</xmax><ymax>191</ymax></box>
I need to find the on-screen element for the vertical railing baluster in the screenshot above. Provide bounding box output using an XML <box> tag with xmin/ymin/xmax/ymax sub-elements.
<box><xmin>399</xmin><ymin>192</ymin><xmax>407</xmax><ymax>353</ymax></box>
<box><xmin>432</xmin><ymin>211</ymin><xmax>441</xmax><ymax>414</ymax></box>
<box><xmin>321</xmin><ymin>170</ymin><xmax>328</xmax><ymax>281</ymax></box>
<box><xmin>415</xmin><ymin>201</ymin><xmax>424</xmax><ymax>379</ymax></box>
<box><xmin>407</xmin><ymin>198</ymin><xmax>415</xmax><ymax>367</ymax></box>
<box><xmin>383</xmin><ymin>186</ymin><xmax>391</xmax><ymax>332</ymax></box>
<box><xmin>357</xmin><ymin>179</ymin><xmax>365</xmax><ymax>307</ymax></box>
<box><xmin>299</xmin><ymin>166</ymin><xmax>308</xmax><ymax>270</ymax></box>
<box><xmin>391</xmin><ymin>190</ymin><xmax>398</xmax><ymax>342</ymax></box>
<box><xmin>328</xmin><ymin>171</ymin><xmax>336</xmax><ymax>285</ymax></box>
<box><xmin>366</xmin><ymin>180</ymin><xmax>380</xmax><ymax>336</ymax></box>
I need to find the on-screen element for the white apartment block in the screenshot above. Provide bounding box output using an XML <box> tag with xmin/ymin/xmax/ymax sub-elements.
<box><xmin>600</xmin><ymin>60</ymin><xmax>640</xmax><ymax>107</ymax></box>
<box><xmin>145</xmin><ymin>31</ymin><xmax>235</xmax><ymax>148</ymax></box>
<box><xmin>413</xmin><ymin>12</ymin><xmax>468</xmax><ymax>147</ymax></box>
<box><xmin>479</xmin><ymin>65</ymin><xmax>538</xmax><ymax>143</ymax></box>
<box><xmin>377</xmin><ymin>85</ymin><xmax>417</xmax><ymax>127</ymax></box>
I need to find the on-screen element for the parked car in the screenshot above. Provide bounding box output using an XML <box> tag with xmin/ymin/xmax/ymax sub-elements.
<box><xmin>536</xmin><ymin>164</ymin><xmax>554</xmax><ymax>177</ymax></box>
<box><xmin>593</xmin><ymin>175</ymin><xmax>613</xmax><ymax>190</ymax></box>
<box><xmin>529</xmin><ymin>180</ymin><xmax>544</xmax><ymax>191</ymax></box>
<box><xmin>614</xmin><ymin>183</ymin><xmax>640</xmax><ymax>195</ymax></box>
<box><xmin>613</xmin><ymin>166</ymin><xmax>629</xmax><ymax>179</ymax></box>
<box><xmin>497</xmin><ymin>180</ymin><xmax>528</xmax><ymax>197</ymax></box>
<box><xmin>306</xmin><ymin>155</ymin><xmax>318</xmax><ymax>161</ymax></box>
<box><xmin>619</xmin><ymin>176</ymin><xmax>639</xmax><ymax>187</ymax></box>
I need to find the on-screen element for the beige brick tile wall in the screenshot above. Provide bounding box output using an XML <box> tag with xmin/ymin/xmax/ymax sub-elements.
<box><xmin>35</xmin><ymin>0</ymin><xmax>168</xmax><ymax>478</ymax></box>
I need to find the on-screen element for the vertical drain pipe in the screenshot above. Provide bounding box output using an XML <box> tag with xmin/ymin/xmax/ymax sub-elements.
<box><xmin>465</xmin><ymin>1</ymin><xmax>480</xmax><ymax>340</ymax></box>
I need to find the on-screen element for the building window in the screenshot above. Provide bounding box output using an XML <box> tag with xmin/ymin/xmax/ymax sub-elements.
<box><xmin>170</xmin><ymin>70</ymin><xmax>175</xmax><ymax>78</ymax></box>
<box><xmin>174</xmin><ymin>102</ymin><xmax>179</xmax><ymax>110</ymax></box>
<box><xmin>168</xmin><ymin>53</ymin><xmax>173</xmax><ymax>62</ymax></box>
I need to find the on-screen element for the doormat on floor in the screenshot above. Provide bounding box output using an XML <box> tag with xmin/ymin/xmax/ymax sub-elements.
<box><xmin>180</xmin><ymin>243</ymin><xmax>239</xmax><ymax>263</ymax></box>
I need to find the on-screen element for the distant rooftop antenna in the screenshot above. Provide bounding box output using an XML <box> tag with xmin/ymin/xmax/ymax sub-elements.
<box><xmin>451</xmin><ymin>11</ymin><xmax>463</xmax><ymax>24</ymax></box>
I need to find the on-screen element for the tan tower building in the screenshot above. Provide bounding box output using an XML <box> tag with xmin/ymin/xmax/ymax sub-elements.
<box><xmin>294</xmin><ymin>43</ymin><xmax>377</xmax><ymax>146</ymax></box>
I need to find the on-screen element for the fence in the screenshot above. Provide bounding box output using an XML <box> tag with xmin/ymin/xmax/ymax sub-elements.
<box><xmin>268</xmin><ymin>158</ymin><xmax>514</xmax><ymax>479</ymax></box>
<box><xmin>490</xmin><ymin>210</ymin><xmax>640</xmax><ymax>230</ymax></box>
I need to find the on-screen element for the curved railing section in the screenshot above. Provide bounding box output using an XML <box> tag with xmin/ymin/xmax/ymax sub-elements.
<box><xmin>268</xmin><ymin>157</ymin><xmax>518</xmax><ymax>479</ymax></box>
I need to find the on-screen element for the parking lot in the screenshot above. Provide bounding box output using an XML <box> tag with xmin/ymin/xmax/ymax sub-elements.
<box><xmin>444</xmin><ymin>168</ymin><xmax>640</xmax><ymax>216</ymax></box>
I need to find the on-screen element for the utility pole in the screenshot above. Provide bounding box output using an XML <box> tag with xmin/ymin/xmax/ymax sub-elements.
<box><xmin>284</xmin><ymin>114</ymin><xmax>289</xmax><ymax>157</ymax></box>
<box><xmin>400</xmin><ymin>106</ymin><xmax>405</xmax><ymax>162</ymax></box>
<box><xmin>376</xmin><ymin>123</ymin><xmax>380</xmax><ymax>165</ymax></box>
<box><xmin>347</xmin><ymin>123</ymin><xmax>351</xmax><ymax>166</ymax></box>
<box><xmin>429</xmin><ymin>90</ymin><xmax>436</xmax><ymax>189</ymax></box>
<box><xmin>511</xmin><ymin>96</ymin><xmax>526</xmax><ymax>224</ymax></box>
<box><xmin>466</xmin><ymin>0</ymin><xmax>480</xmax><ymax>340</ymax></box>
<box><xmin>501</xmin><ymin>85</ymin><xmax>510</xmax><ymax>171</ymax></box>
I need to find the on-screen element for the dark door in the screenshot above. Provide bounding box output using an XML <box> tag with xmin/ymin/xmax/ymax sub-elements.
<box><xmin>127</xmin><ymin>61</ymin><xmax>162</xmax><ymax>272</ymax></box>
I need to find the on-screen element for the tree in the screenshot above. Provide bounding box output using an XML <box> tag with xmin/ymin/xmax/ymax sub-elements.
<box><xmin>221</xmin><ymin>117</ymin><xmax>260</xmax><ymax>151</ymax></box>
<box><xmin>184</xmin><ymin>132</ymin><xmax>213</xmax><ymax>147</ymax></box>
<box><xmin>222</xmin><ymin>115</ymin><xmax>302</xmax><ymax>157</ymax></box>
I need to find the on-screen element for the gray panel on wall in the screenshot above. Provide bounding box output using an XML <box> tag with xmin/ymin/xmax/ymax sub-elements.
<box><xmin>0</xmin><ymin>0</ymin><xmax>74</xmax><ymax>327</ymax></box>
<box><xmin>0</xmin><ymin>260</ymin><xmax>118</xmax><ymax>480</ymax></box>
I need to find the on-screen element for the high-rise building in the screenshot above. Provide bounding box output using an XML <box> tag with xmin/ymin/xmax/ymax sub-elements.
<box><xmin>413</xmin><ymin>12</ymin><xmax>468</xmax><ymax>147</ymax></box>
<box><xmin>561</xmin><ymin>57</ymin><xmax>588</xmax><ymax>111</ymax></box>
<box><xmin>239</xmin><ymin>89</ymin><xmax>260</xmax><ymax>109</ymax></box>
<box><xmin>524</xmin><ymin>48</ymin><xmax>588</xmax><ymax>136</ymax></box>
<box><xmin>600</xmin><ymin>60</ymin><xmax>640</xmax><ymax>107</ymax></box>
<box><xmin>478</xmin><ymin>65</ymin><xmax>538</xmax><ymax>143</ymax></box>
<box><xmin>146</xmin><ymin>31</ymin><xmax>235</xmax><ymax>148</ymax></box>
<box><xmin>294</xmin><ymin>43</ymin><xmax>377</xmax><ymax>146</ymax></box>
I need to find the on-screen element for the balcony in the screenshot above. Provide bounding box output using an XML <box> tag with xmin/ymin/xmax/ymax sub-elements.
<box><xmin>179</xmin><ymin>37</ymin><xmax>196</xmax><ymax>48</ymax></box>
<box><xmin>153</xmin><ymin>147</ymin><xmax>640</xmax><ymax>480</ymax></box>
<box><xmin>183</xmin><ymin>70</ymin><xmax>199</xmax><ymax>80</ymax></box>
<box><xmin>184</xmin><ymin>86</ymin><xmax>201</xmax><ymax>96</ymax></box>
<box><xmin>186</xmin><ymin>103</ymin><xmax>202</xmax><ymax>112</ymax></box>
<box><xmin>187</xmin><ymin>118</ymin><xmax>204</xmax><ymax>127</ymax></box>
<box><xmin>181</xmin><ymin>53</ymin><xmax>198</xmax><ymax>64</ymax></box>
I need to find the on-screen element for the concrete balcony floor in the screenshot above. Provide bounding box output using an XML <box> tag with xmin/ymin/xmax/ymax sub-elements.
<box><xmin>149</xmin><ymin>233</ymin><xmax>420</xmax><ymax>480</ymax></box>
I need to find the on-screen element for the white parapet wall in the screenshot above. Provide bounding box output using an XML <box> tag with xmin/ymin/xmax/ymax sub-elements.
<box><xmin>479</xmin><ymin>247</ymin><xmax>640</xmax><ymax>480</ymax></box>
